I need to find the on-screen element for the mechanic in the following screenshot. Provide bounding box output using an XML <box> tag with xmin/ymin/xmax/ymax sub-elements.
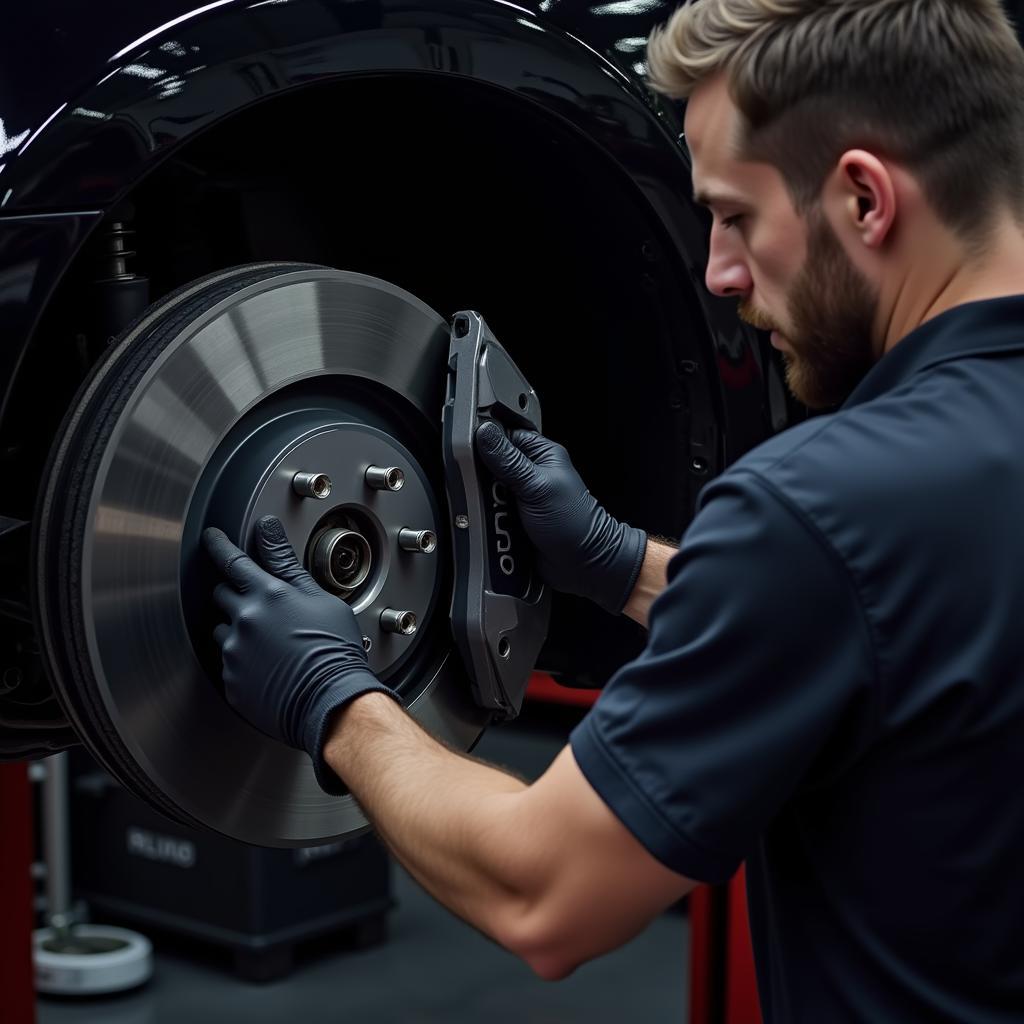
<box><xmin>204</xmin><ymin>1</ymin><xmax>1024</xmax><ymax>1019</ymax></box>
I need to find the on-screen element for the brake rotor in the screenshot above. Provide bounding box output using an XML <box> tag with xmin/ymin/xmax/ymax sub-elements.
<box><xmin>35</xmin><ymin>263</ymin><xmax>489</xmax><ymax>847</ymax></box>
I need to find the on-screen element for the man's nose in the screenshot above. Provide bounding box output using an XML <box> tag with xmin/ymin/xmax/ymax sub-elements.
<box><xmin>705</xmin><ymin>234</ymin><xmax>752</xmax><ymax>298</ymax></box>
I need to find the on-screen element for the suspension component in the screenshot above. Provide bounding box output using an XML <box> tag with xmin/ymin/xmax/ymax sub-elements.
<box><xmin>91</xmin><ymin>216</ymin><xmax>150</xmax><ymax>354</ymax></box>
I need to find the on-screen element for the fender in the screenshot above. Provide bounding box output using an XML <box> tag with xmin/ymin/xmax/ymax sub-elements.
<box><xmin>0</xmin><ymin>0</ymin><xmax>676</xmax><ymax>167</ymax></box>
<box><xmin>0</xmin><ymin>0</ymin><xmax>680</xmax><ymax>213</ymax></box>
<box><xmin>0</xmin><ymin>0</ymin><xmax>775</xmax><ymax>480</ymax></box>
<box><xmin>0</xmin><ymin>0</ymin><xmax>729</xmax><ymax>434</ymax></box>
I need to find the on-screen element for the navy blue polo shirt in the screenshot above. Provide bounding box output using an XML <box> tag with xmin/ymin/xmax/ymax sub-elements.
<box><xmin>571</xmin><ymin>296</ymin><xmax>1024</xmax><ymax>1023</ymax></box>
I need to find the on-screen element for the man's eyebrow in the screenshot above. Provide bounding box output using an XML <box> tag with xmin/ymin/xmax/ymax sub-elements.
<box><xmin>693</xmin><ymin>188</ymin><xmax>745</xmax><ymax>209</ymax></box>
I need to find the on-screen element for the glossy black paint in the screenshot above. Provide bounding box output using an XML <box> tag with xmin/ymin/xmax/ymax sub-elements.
<box><xmin>0</xmin><ymin>0</ymin><xmax>666</xmax><ymax>150</ymax></box>
<box><xmin>5</xmin><ymin>4</ymin><xmax>671</xmax><ymax>214</ymax></box>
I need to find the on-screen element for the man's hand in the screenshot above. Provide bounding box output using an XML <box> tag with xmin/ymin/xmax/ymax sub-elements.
<box><xmin>475</xmin><ymin>423</ymin><xmax>647</xmax><ymax>615</ymax></box>
<box><xmin>203</xmin><ymin>515</ymin><xmax>396</xmax><ymax>793</ymax></box>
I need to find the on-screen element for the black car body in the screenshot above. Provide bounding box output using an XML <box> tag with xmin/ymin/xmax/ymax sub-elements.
<box><xmin>0</xmin><ymin>0</ymin><xmax>789</xmax><ymax>803</ymax></box>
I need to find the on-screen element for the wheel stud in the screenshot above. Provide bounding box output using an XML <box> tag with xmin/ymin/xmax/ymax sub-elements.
<box><xmin>365</xmin><ymin>466</ymin><xmax>405</xmax><ymax>491</ymax></box>
<box><xmin>292</xmin><ymin>471</ymin><xmax>332</xmax><ymax>499</ymax></box>
<box><xmin>399</xmin><ymin>529</ymin><xmax>437</xmax><ymax>554</ymax></box>
<box><xmin>380</xmin><ymin>609</ymin><xmax>417</xmax><ymax>635</ymax></box>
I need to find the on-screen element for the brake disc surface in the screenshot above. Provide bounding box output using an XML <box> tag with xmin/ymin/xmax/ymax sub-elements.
<box><xmin>35</xmin><ymin>263</ymin><xmax>488</xmax><ymax>847</ymax></box>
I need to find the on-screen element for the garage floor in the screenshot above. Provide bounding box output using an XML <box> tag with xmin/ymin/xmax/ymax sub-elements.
<box><xmin>35</xmin><ymin>706</ymin><xmax>688</xmax><ymax>1024</ymax></box>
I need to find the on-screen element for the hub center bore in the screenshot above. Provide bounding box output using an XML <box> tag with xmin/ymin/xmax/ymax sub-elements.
<box><xmin>313</xmin><ymin>527</ymin><xmax>372</xmax><ymax>592</ymax></box>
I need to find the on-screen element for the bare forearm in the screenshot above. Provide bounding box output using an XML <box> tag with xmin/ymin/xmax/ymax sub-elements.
<box><xmin>323</xmin><ymin>691</ymin><xmax>693</xmax><ymax>979</ymax></box>
<box><xmin>323</xmin><ymin>693</ymin><xmax>536</xmax><ymax>941</ymax></box>
<box><xmin>622</xmin><ymin>538</ymin><xmax>676</xmax><ymax>627</ymax></box>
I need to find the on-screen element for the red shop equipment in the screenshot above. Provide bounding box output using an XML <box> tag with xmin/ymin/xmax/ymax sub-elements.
<box><xmin>1</xmin><ymin>762</ymin><xmax>36</xmax><ymax>1024</ymax></box>
<box><xmin>527</xmin><ymin>672</ymin><xmax>762</xmax><ymax>1024</ymax></box>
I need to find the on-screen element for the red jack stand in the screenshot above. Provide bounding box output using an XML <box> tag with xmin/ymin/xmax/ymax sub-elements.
<box><xmin>1</xmin><ymin>762</ymin><xmax>36</xmax><ymax>1024</ymax></box>
<box><xmin>689</xmin><ymin>868</ymin><xmax>762</xmax><ymax>1024</ymax></box>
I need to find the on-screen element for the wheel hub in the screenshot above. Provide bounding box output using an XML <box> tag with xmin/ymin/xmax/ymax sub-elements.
<box><xmin>188</xmin><ymin>417</ymin><xmax>442</xmax><ymax>687</ymax></box>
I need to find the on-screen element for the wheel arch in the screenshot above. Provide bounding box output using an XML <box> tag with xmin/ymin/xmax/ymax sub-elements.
<box><xmin>0</xmin><ymin>0</ymin><xmax>787</xmax><ymax>760</ymax></box>
<box><xmin>1</xmin><ymin>0</ymin><xmax>732</xmax><ymax>457</ymax></box>
<box><xmin>2</xmin><ymin>0</ymin><xmax>681</xmax><ymax>214</ymax></box>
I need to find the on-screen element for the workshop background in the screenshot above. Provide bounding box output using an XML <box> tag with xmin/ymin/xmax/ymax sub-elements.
<box><xmin>13</xmin><ymin>699</ymin><xmax>688</xmax><ymax>1024</ymax></box>
<box><xmin>3</xmin><ymin>0</ymin><xmax>1022</xmax><ymax>1022</ymax></box>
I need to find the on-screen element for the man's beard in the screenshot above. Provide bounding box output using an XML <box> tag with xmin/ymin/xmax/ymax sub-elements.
<box><xmin>740</xmin><ymin>213</ymin><xmax>878</xmax><ymax>409</ymax></box>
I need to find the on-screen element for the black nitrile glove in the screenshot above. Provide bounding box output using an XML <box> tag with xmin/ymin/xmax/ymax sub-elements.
<box><xmin>203</xmin><ymin>515</ymin><xmax>397</xmax><ymax>795</ymax></box>
<box><xmin>475</xmin><ymin>422</ymin><xmax>647</xmax><ymax>615</ymax></box>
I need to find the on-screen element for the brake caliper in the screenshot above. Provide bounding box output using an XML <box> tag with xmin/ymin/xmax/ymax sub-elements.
<box><xmin>442</xmin><ymin>311</ymin><xmax>552</xmax><ymax>719</ymax></box>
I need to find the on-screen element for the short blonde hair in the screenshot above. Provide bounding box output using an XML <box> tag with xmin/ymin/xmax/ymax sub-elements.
<box><xmin>647</xmin><ymin>0</ymin><xmax>1024</xmax><ymax>240</ymax></box>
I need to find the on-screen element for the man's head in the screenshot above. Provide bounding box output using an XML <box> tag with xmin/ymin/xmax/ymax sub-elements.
<box><xmin>648</xmin><ymin>0</ymin><xmax>1024</xmax><ymax>408</ymax></box>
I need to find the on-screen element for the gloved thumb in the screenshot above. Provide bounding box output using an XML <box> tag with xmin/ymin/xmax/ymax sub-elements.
<box><xmin>475</xmin><ymin>420</ymin><xmax>536</xmax><ymax>492</ymax></box>
<box><xmin>253</xmin><ymin>516</ymin><xmax>322</xmax><ymax>596</ymax></box>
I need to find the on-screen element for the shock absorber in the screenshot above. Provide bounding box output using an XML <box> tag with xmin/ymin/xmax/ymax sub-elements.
<box><xmin>91</xmin><ymin>212</ymin><xmax>150</xmax><ymax>353</ymax></box>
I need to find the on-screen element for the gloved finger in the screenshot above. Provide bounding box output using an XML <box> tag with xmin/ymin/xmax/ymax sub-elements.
<box><xmin>213</xmin><ymin>623</ymin><xmax>231</xmax><ymax>651</ymax></box>
<box><xmin>475</xmin><ymin>421</ymin><xmax>537</xmax><ymax>490</ymax></box>
<box><xmin>252</xmin><ymin>516</ymin><xmax>322</xmax><ymax>597</ymax></box>
<box><xmin>203</xmin><ymin>528</ymin><xmax>265</xmax><ymax>593</ymax></box>
<box><xmin>509</xmin><ymin>428</ymin><xmax>566</xmax><ymax>464</ymax></box>
<box><xmin>212</xmin><ymin>582</ymin><xmax>244</xmax><ymax>619</ymax></box>
<box><xmin>508</xmin><ymin>427</ymin><xmax>542</xmax><ymax>449</ymax></box>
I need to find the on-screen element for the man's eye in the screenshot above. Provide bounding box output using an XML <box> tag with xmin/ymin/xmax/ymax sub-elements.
<box><xmin>721</xmin><ymin>214</ymin><xmax>743</xmax><ymax>230</ymax></box>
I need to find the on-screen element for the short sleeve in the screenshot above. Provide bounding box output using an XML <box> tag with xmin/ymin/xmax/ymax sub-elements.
<box><xmin>570</xmin><ymin>470</ymin><xmax>878</xmax><ymax>883</ymax></box>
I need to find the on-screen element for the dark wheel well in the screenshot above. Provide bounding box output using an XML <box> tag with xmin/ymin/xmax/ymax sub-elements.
<box><xmin>15</xmin><ymin>73</ymin><xmax>727</xmax><ymax>686</ymax></box>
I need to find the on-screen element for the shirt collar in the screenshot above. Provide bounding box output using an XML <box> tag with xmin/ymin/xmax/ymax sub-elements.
<box><xmin>842</xmin><ymin>294</ymin><xmax>1024</xmax><ymax>409</ymax></box>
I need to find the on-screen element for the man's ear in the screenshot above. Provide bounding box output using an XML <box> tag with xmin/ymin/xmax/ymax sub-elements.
<box><xmin>829</xmin><ymin>150</ymin><xmax>896</xmax><ymax>249</ymax></box>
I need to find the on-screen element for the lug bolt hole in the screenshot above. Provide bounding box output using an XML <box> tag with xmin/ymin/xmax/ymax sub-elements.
<box><xmin>497</xmin><ymin>637</ymin><xmax>511</xmax><ymax>659</ymax></box>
